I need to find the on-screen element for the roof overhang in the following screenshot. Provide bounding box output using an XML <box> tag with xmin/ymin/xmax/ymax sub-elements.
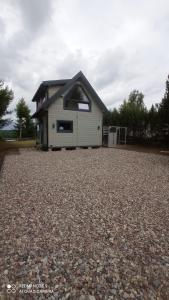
<box><xmin>32</xmin><ymin>80</ymin><xmax>70</xmax><ymax>102</ymax></box>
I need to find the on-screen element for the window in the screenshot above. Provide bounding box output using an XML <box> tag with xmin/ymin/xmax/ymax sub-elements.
<box><xmin>57</xmin><ymin>120</ymin><xmax>73</xmax><ymax>133</ymax></box>
<box><xmin>64</xmin><ymin>84</ymin><xmax>91</xmax><ymax>112</ymax></box>
<box><xmin>78</xmin><ymin>103</ymin><xmax>89</xmax><ymax>111</ymax></box>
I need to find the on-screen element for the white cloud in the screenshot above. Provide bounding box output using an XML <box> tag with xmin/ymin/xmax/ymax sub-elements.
<box><xmin>0</xmin><ymin>0</ymin><xmax>169</xmax><ymax>115</ymax></box>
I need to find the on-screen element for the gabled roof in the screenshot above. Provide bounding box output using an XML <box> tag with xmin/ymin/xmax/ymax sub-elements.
<box><xmin>32</xmin><ymin>79</ymin><xmax>70</xmax><ymax>102</ymax></box>
<box><xmin>32</xmin><ymin>71</ymin><xmax>107</xmax><ymax>118</ymax></box>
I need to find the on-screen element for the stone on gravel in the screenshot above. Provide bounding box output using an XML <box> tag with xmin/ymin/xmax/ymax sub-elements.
<box><xmin>0</xmin><ymin>148</ymin><xmax>169</xmax><ymax>299</ymax></box>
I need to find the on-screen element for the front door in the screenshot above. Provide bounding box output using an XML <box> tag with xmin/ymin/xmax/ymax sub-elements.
<box><xmin>108</xmin><ymin>127</ymin><xmax>117</xmax><ymax>147</ymax></box>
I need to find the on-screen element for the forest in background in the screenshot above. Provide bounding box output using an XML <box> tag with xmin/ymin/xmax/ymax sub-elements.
<box><xmin>0</xmin><ymin>75</ymin><xmax>169</xmax><ymax>145</ymax></box>
<box><xmin>103</xmin><ymin>75</ymin><xmax>169</xmax><ymax>145</ymax></box>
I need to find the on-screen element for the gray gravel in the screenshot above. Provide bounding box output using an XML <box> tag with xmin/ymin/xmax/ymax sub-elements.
<box><xmin>0</xmin><ymin>148</ymin><xmax>169</xmax><ymax>299</ymax></box>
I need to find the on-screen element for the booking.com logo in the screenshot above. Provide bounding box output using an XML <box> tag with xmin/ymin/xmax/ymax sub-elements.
<box><xmin>7</xmin><ymin>284</ymin><xmax>16</xmax><ymax>293</ymax></box>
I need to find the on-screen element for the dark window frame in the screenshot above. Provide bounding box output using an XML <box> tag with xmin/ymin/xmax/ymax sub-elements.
<box><xmin>63</xmin><ymin>84</ymin><xmax>91</xmax><ymax>112</ymax></box>
<box><xmin>57</xmin><ymin>120</ymin><xmax>73</xmax><ymax>133</ymax></box>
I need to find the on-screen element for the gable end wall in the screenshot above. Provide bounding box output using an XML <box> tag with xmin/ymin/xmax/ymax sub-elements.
<box><xmin>48</xmin><ymin>95</ymin><xmax>103</xmax><ymax>147</ymax></box>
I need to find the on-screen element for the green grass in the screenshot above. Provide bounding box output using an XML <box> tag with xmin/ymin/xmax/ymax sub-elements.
<box><xmin>0</xmin><ymin>130</ymin><xmax>17</xmax><ymax>139</ymax></box>
<box><xmin>0</xmin><ymin>140</ymin><xmax>36</xmax><ymax>151</ymax></box>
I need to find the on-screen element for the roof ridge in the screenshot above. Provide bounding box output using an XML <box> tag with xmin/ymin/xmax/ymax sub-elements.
<box><xmin>31</xmin><ymin>71</ymin><xmax>107</xmax><ymax>117</ymax></box>
<box><xmin>42</xmin><ymin>79</ymin><xmax>70</xmax><ymax>83</ymax></box>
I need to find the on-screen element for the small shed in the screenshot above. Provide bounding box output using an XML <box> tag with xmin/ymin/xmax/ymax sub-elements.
<box><xmin>103</xmin><ymin>126</ymin><xmax>127</xmax><ymax>147</ymax></box>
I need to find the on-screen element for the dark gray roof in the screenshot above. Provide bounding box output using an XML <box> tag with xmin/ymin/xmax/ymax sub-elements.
<box><xmin>32</xmin><ymin>79</ymin><xmax>70</xmax><ymax>102</ymax></box>
<box><xmin>32</xmin><ymin>71</ymin><xmax>107</xmax><ymax>118</ymax></box>
<box><xmin>42</xmin><ymin>79</ymin><xmax>70</xmax><ymax>86</ymax></box>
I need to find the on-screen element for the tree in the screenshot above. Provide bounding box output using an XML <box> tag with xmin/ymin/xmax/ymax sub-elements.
<box><xmin>111</xmin><ymin>108</ymin><xmax>121</xmax><ymax>126</ymax></box>
<box><xmin>119</xmin><ymin>90</ymin><xmax>147</xmax><ymax>137</ymax></box>
<box><xmin>15</xmin><ymin>98</ymin><xmax>35</xmax><ymax>139</ymax></box>
<box><xmin>148</xmin><ymin>104</ymin><xmax>160</xmax><ymax>135</ymax></box>
<box><xmin>159</xmin><ymin>75</ymin><xmax>169</xmax><ymax>127</ymax></box>
<box><xmin>25</xmin><ymin>116</ymin><xmax>36</xmax><ymax>138</ymax></box>
<box><xmin>103</xmin><ymin>110</ymin><xmax>112</xmax><ymax>125</ymax></box>
<box><xmin>103</xmin><ymin>108</ymin><xmax>121</xmax><ymax>126</ymax></box>
<box><xmin>0</xmin><ymin>80</ymin><xmax>14</xmax><ymax>128</ymax></box>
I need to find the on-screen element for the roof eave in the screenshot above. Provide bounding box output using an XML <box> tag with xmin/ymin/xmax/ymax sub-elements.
<box><xmin>31</xmin><ymin>107</ymin><xmax>46</xmax><ymax>118</ymax></box>
<box><xmin>32</xmin><ymin>83</ymin><xmax>46</xmax><ymax>102</ymax></box>
<box><xmin>32</xmin><ymin>80</ymin><xmax>70</xmax><ymax>102</ymax></box>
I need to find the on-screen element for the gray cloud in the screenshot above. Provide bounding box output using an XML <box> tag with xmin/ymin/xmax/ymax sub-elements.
<box><xmin>93</xmin><ymin>49</ymin><xmax>125</xmax><ymax>90</ymax></box>
<box><xmin>0</xmin><ymin>0</ymin><xmax>56</xmax><ymax>108</ymax></box>
<box><xmin>55</xmin><ymin>50</ymin><xmax>88</xmax><ymax>78</ymax></box>
<box><xmin>0</xmin><ymin>17</ymin><xmax>5</xmax><ymax>35</ymax></box>
<box><xmin>16</xmin><ymin>0</ymin><xmax>53</xmax><ymax>33</ymax></box>
<box><xmin>0</xmin><ymin>0</ymin><xmax>169</xmax><ymax>115</ymax></box>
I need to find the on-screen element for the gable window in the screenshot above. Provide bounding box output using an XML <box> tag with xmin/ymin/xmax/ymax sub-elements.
<box><xmin>78</xmin><ymin>103</ymin><xmax>89</xmax><ymax>110</ymax></box>
<box><xmin>64</xmin><ymin>84</ymin><xmax>91</xmax><ymax>112</ymax></box>
<box><xmin>57</xmin><ymin>120</ymin><xmax>73</xmax><ymax>133</ymax></box>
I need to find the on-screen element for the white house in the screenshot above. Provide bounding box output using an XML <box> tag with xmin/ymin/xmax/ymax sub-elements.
<box><xmin>32</xmin><ymin>71</ymin><xmax>107</xmax><ymax>149</ymax></box>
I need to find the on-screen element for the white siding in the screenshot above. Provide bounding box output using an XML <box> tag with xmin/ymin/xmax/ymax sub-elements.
<box><xmin>77</xmin><ymin>110</ymin><xmax>102</xmax><ymax>146</ymax></box>
<box><xmin>48</xmin><ymin>97</ymin><xmax>77</xmax><ymax>147</ymax></box>
<box><xmin>48</xmin><ymin>86</ymin><xmax>61</xmax><ymax>98</ymax></box>
<box><xmin>48</xmin><ymin>95</ymin><xmax>103</xmax><ymax>147</ymax></box>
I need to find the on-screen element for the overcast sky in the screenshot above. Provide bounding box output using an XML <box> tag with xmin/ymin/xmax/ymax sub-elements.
<box><xmin>1</xmin><ymin>0</ymin><xmax>169</xmax><ymax>115</ymax></box>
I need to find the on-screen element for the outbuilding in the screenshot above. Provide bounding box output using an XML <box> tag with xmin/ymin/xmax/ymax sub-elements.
<box><xmin>32</xmin><ymin>71</ymin><xmax>107</xmax><ymax>149</ymax></box>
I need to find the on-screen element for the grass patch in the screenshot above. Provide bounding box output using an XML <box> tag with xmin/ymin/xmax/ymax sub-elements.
<box><xmin>0</xmin><ymin>129</ymin><xmax>17</xmax><ymax>140</ymax></box>
<box><xmin>0</xmin><ymin>140</ymin><xmax>36</xmax><ymax>151</ymax></box>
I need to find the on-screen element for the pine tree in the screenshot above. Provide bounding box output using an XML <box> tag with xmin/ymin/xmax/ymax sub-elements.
<box><xmin>0</xmin><ymin>80</ymin><xmax>14</xmax><ymax>128</ymax></box>
<box><xmin>159</xmin><ymin>75</ymin><xmax>169</xmax><ymax>127</ymax></box>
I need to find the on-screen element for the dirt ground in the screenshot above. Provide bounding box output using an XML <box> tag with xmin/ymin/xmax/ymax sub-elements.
<box><xmin>0</xmin><ymin>148</ymin><xmax>169</xmax><ymax>299</ymax></box>
<box><xmin>116</xmin><ymin>144</ymin><xmax>169</xmax><ymax>156</ymax></box>
<box><xmin>0</xmin><ymin>140</ymin><xmax>35</xmax><ymax>171</ymax></box>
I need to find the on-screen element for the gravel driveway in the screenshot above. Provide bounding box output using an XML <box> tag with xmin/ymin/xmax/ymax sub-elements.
<box><xmin>0</xmin><ymin>148</ymin><xmax>169</xmax><ymax>299</ymax></box>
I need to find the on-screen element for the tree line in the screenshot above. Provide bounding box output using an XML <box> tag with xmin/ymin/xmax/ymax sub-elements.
<box><xmin>0</xmin><ymin>80</ymin><xmax>35</xmax><ymax>139</ymax></box>
<box><xmin>103</xmin><ymin>75</ymin><xmax>169</xmax><ymax>145</ymax></box>
<box><xmin>0</xmin><ymin>75</ymin><xmax>169</xmax><ymax>143</ymax></box>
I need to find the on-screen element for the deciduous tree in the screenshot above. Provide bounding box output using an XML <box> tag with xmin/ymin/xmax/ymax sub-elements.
<box><xmin>119</xmin><ymin>90</ymin><xmax>147</xmax><ymax>137</ymax></box>
<box><xmin>15</xmin><ymin>98</ymin><xmax>35</xmax><ymax>138</ymax></box>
